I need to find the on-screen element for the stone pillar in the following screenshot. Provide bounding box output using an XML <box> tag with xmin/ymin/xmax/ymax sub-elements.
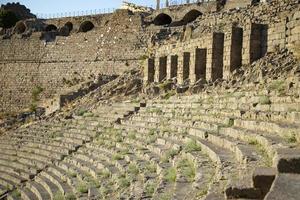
<box><xmin>224</xmin><ymin>26</ymin><xmax>243</xmax><ymax>79</ymax></box>
<box><xmin>154</xmin><ymin>57</ymin><xmax>160</xmax><ymax>82</ymax></box>
<box><xmin>207</xmin><ymin>32</ymin><xmax>224</xmax><ymax>81</ymax></box>
<box><xmin>155</xmin><ymin>56</ymin><xmax>167</xmax><ymax>82</ymax></box>
<box><xmin>167</xmin><ymin>55</ymin><xmax>178</xmax><ymax>79</ymax></box>
<box><xmin>178</xmin><ymin>52</ymin><xmax>191</xmax><ymax>84</ymax></box>
<box><xmin>242</xmin><ymin>23</ymin><xmax>268</xmax><ymax>65</ymax></box>
<box><xmin>189</xmin><ymin>50</ymin><xmax>196</xmax><ymax>84</ymax></box>
<box><xmin>144</xmin><ymin>58</ymin><xmax>155</xmax><ymax>83</ymax></box>
<box><xmin>156</xmin><ymin>0</ymin><xmax>160</xmax><ymax>10</ymax></box>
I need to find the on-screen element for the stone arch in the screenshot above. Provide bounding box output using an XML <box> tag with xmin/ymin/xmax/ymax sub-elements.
<box><xmin>79</xmin><ymin>21</ymin><xmax>94</xmax><ymax>33</ymax></box>
<box><xmin>64</xmin><ymin>22</ymin><xmax>73</xmax><ymax>32</ymax></box>
<box><xmin>182</xmin><ymin>9</ymin><xmax>202</xmax><ymax>24</ymax></box>
<box><xmin>153</xmin><ymin>13</ymin><xmax>172</xmax><ymax>26</ymax></box>
<box><xmin>13</xmin><ymin>21</ymin><xmax>26</xmax><ymax>34</ymax></box>
<box><xmin>45</xmin><ymin>24</ymin><xmax>58</xmax><ymax>32</ymax></box>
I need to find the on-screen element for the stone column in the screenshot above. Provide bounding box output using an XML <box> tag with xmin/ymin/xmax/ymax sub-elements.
<box><xmin>156</xmin><ymin>0</ymin><xmax>160</xmax><ymax>10</ymax></box>
<box><xmin>206</xmin><ymin>32</ymin><xmax>224</xmax><ymax>81</ymax></box>
<box><xmin>189</xmin><ymin>50</ymin><xmax>196</xmax><ymax>84</ymax></box>
<box><xmin>144</xmin><ymin>58</ymin><xmax>155</xmax><ymax>83</ymax></box>
<box><xmin>224</xmin><ymin>26</ymin><xmax>243</xmax><ymax>79</ymax></box>
<box><xmin>154</xmin><ymin>57</ymin><xmax>160</xmax><ymax>82</ymax></box>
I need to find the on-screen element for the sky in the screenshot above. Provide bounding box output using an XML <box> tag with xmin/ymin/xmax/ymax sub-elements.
<box><xmin>0</xmin><ymin>0</ymin><xmax>156</xmax><ymax>15</ymax></box>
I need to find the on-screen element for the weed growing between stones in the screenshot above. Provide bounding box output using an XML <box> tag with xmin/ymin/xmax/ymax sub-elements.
<box><xmin>164</xmin><ymin>167</ymin><xmax>177</xmax><ymax>183</ymax></box>
<box><xmin>184</xmin><ymin>139</ymin><xmax>202</xmax><ymax>152</ymax></box>
<box><xmin>258</xmin><ymin>96</ymin><xmax>271</xmax><ymax>105</ymax></box>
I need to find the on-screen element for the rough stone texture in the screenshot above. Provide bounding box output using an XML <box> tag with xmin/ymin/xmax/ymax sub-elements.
<box><xmin>0</xmin><ymin>10</ymin><xmax>147</xmax><ymax>113</ymax></box>
<box><xmin>144</xmin><ymin>1</ymin><xmax>300</xmax><ymax>84</ymax></box>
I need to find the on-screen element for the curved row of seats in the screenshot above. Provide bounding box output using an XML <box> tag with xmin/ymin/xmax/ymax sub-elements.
<box><xmin>1</xmin><ymin>89</ymin><xmax>300</xmax><ymax>199</ymax></box>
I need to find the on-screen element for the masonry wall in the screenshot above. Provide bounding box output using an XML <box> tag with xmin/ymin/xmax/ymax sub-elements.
<box><xmin>0</xmin><ymin>10</ymin><xmax>147</xmax><ymax>113</ymax></box>
<box><xmin>144</xmin><ymin>3</ymin><xmax>300</xmax><ymax>84</ymax></box>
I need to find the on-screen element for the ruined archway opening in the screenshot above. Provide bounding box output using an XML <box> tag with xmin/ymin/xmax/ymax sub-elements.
<box><xmin>45</xmin><ymin>24</ymin><xmax>58</xmax><ymax>32</ymax></box>
<box><xmin>64</xmin><ymin>22</ymin><xmax>73</xmax><ymax>32</ymax></box>
<box><xmin>79</xmin><ymin>21</ymin><xmax>94</xmax><ymax>33</ymax></box>
<box><xmin>153</xmin><ymin>13</ymin><xmax>172</xmax><ymax>26</ymax></box>
<box><xmin>14</xmin><ymin>21</ymin><xmax>26</xmax><ymax>34</ymax></box>
<box><xmin>182</xmin><ymin>10</ymin><xmax>202</xmax><ymax>24</ymax></box>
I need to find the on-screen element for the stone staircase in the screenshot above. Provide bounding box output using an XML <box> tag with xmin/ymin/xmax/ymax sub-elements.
<box><xmin>0</xmin><ymin>89</ymin><xmax>300</xmax><ymax>199</ymax></box>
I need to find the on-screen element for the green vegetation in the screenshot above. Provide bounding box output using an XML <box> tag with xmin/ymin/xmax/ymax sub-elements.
<box><xmin>112</xmin><ymin>153</ymin><xmax>124</xmax><ymax>161</ymax></box>
<box><xmin>248</xmin><ymin>138</ymin><xmax>259</xmax><ymax>145</ymax></box>
<box><xmin>128</xmin><ymin>163</ymin><xmax>139</xmax><ymax>176</ymax></box>
<box><xmin>118</xmin><ymin>176</ymin><xmax>131</xmax><ymax>188</ymax></box>
<box><xmin>98</xmin><ymin>169</ymin><xmax>111</xmax><ymax>179</ymax></box>
<box><xmin>53</xmin><ymin>192</ymin><xmax>65</xmax><ymax>200</ymax></box>
<box><xmin>128</xmin><ymin>131</ymin><xmax>137</xmax><ymax>140</ymax></box>
<box><xmin>76</xmin><ymin>182</ymin><xmax>88</xmax><ymax>194</ymax></box>
<box><xmin>285</xmin><ymin>133</ymin><xmax>297</xmax><ymax>144</ymax></box>
<box><xmin>162</xmin><ymin>90</ymin><xmax>176</xmax><ymax>100</ymax></box>
<box><xmin>65</xmin><ymin>193</ymin><xmax>76</xmax><ymax>200</ymax></box>
<box><xmin>145</xmin><ymin>182</ymin><xmax>156</xmax><ymax>196</ymax></box>
<box><xmin>259</xmin><ymin>96</ymin><xmax>271</xmax><ymax>105</ymax></box>
<box><xmin>75</xmin><ymin>108</ymin><xmax>88</xmax><ymax>116</ymax></box>
<box><xmin>11</xmin><ymin>190</ymin><xmax>21</xmax><ymax>198</ymax></box>
<box><xmin>162</xmin><ymin>149</ymin><xmax>180</xmax><ymax>163</ymax></box>
<box><xmin>83</xmin><ymin>112</ymin><xmax>94</xmax><ymax>117</ymax></box>
<box><xmin>145</xmin><ymin>162</ymin><xmax>157</xmax><ymax>174</ymax></box>
<box><xmin>177</xmin><ymin>158</ymin><xmax>196</xmax><ymax>182</ymax></box>
<box><xmin>0</xmin><ymin>9</ymin><xmax>19</xmax><ymax>28</ymax></box>
<box><xmin>30</xmin><ymin>85</ymin><xmax>44</xmax><ymax>112</ymax></box>
<box><xmin>268</xmin><ymin>80</ymin><xmax>286</xmax><ymax>94</ymax></box>
<box><xmin>228</xmin><ymin>118</ymin><xmax>234</xmax><ymax>127</ymax></box>
<box><xmin>184</xmin><ymin>139</ymin><xmax>201</xmax><ymax>153</ymax></box>
<box><xmin>164</xmin><ymin>167</ymin><xmax>177</xmax><ymax>183</ymax></box>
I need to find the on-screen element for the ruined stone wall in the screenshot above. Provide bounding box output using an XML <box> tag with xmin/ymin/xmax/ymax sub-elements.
<box><xmin>144</xmin><ymin>1</ymin><xmax>300</xmax><ymax>85</ymax></box>
<box><xmin>0</xmin><ymin>10</ymin><xmax>148</xmax><ymax>113</ymax></box>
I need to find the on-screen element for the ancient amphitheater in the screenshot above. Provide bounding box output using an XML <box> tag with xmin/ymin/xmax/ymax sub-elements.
<box><xmin>0</xmin><ymin>0</ymin><xmax>300</xmax><ymax>199</ymax></box>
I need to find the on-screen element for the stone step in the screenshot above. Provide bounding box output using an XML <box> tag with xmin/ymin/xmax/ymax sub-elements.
<box><xmin>234</xmin><ymin>119</ymin><xmax>300</xmax><ymax>140</ymax></box>
<box><xmin>20</xmin><ymin>146</ymin><xmax>64</xmax><ymax>161</ymax></box>
<box><xmin>0</xmin><ymin>157</ymin><xmax>38</xmax><ymax>175</ymax></box>
<box><xmin>0</xmin><ymin>163</ymin><xmax>34</xmax><ymax>180</ymax></box>
<box><xmin>0</xmin><ymin>170</ymin><xmax>26</xmax><ymax>185</ymax></box>
<box><xmin>0</xmin><ymin>176</ymin><xmax>15</xmax><ymax>190</ymax></box>
<box><xmin>26</xmin><ymin>181</ymin><xmax>51</xmax><ymax>200</ymax></box>
<box><xmin>264</xmin><ymin>173</ymin><xmax>300</xmax><ymax>200</ymax></box>
<box><xmin>190</xmin><ymin>128</ymin><xmax>260</xmax><ymax>165</ymax></box>
<box><xmin>41</xmin><ymin>171</ymin><xmax>73</xmax><ymax>195</ymax></box>
<box><xmin>20</xmin><ymin>187</ymin><xmax>39</xmax><ymax>200</ymax></box>
<box><xmin>35</xmin><ymin>174</ymin><xmax>60</xmax><ymax>199</ymax></box>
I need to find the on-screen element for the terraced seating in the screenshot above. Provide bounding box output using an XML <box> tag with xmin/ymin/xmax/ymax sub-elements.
<box><xmin>1</xmin><ymin>90</ymin><xmax>300</xmax><ymax>199</ymax></box>
<box><xmin>0</xmin><ymin>102</ymin><xmax>143</xmax><ymax>200</ymax></box>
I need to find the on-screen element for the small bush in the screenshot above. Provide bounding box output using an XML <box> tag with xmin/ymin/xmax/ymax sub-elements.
<box><xmin>145</xmin><ymin>163</ymin><xmax>157</xmax><ymax>174</ymax></box>
<box><xmin>53</xmin><ymin>192</ymin><xmax>64</xmax><ymax>200</ymax></box>
<box><xmin>76</xmin><ymin>108</ymin><xmax>88</xmax><ymax>116</ymax></box>
<box><xmin>259</xmin><ymin>96</ymin><xmax>271</xmax><ymax>105</ymax></box>
<box><xmin>128</xmin><ymin>163</ymin><xmax>139</xmax><ymax>175</ymax></box>
<box><xmin>112</xmin><ymin>153</ymin><xmax>124</xmax><ymax>161</ymax></box>
<box><xmin>118</xmin><ymin>177</ymin><xmax>130</xmax><ymax>188</ymax></box>
<box><xmin>65</xmin><ymin>193</ymin><xmax>76</xmax><ymax>200</ymax></box>
<box><xmin>248</xmin><ymin>138</ymin><xmax>259</xmax><ymax>145</ymax></box>
<box><xmin>164</xmin><ymin>167</ymin><xmax>176</xmax><ymax>183</ymax></box>
<box><xmin>184</xmin><ymin>139</ymin><xmax>201</xmax><ymax>153</ymax></box>
<box><xmin>177</xmin><ymin>159</ymin><xmax>195</xmax><ymax>182</ymax></box>
<box><xmin>76</xmin><ymin>182</ymin><xmax>88</xmax><ymax>194</ymax></box>
<box><xmin>162</xmin><ymin>149</ymin><xmax>180</xmax><ymax>163</ymax></box>
<box><xmin>285</xmin><ymin>133</ymin><xmax>297</xmax><ymax>144</ymax></box>
<box><xmin>145</xmin><ymin>182</ymin><xmax>156</xmax><ymax>196</ymax></box>
<box><xmin>11</xmin><ymin>190</ymin><xmax>21</xmax><ymax>198</ymax></box>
